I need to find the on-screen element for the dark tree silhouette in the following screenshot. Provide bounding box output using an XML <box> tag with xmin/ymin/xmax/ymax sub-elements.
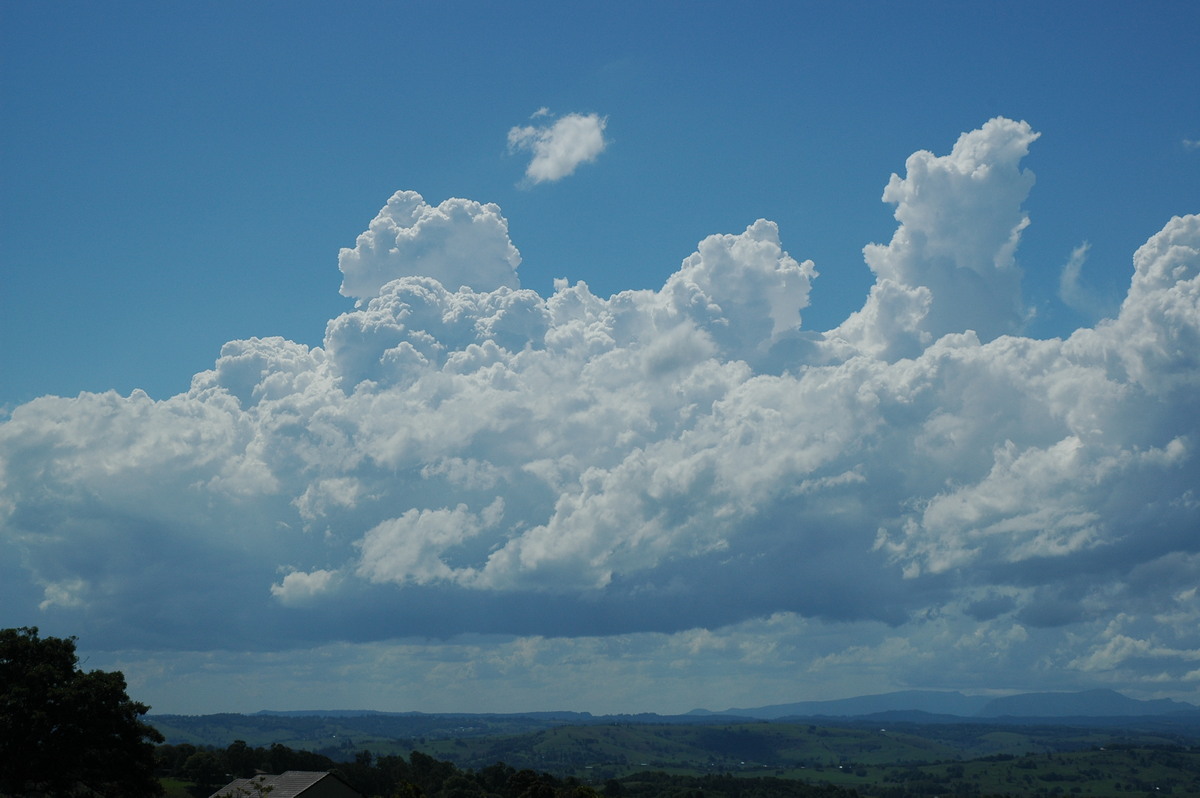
<box><xmin>0</xmin><ymin>626</ymin><xmax>164</xmax><ymax>797</ymax></box>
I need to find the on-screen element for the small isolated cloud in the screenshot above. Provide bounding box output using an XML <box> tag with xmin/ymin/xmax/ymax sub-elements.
<box><xmin>1183</xmin><ymin>138</ymin><xmax>1200</xmax><ymax>151</ymax></box>
<box><xmin>39</xmin><ymin>579</ymin><xmax>88</xmax><ymax>611</ymax></box>
<box><xmin>270</xmin><ymin>569</ymin><xmax>341</xmax><ymax>606</ymax></box>
<box><xmin>508</xmin><ymin>110</ymin><xmax>608</xmax><ymax>184</ymax></box>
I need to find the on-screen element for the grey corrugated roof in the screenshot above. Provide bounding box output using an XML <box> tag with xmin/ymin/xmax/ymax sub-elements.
<box><xmin>209</xmin><ymin>770</ymin><xmax>358</xmax><ymax>798</ymax></box>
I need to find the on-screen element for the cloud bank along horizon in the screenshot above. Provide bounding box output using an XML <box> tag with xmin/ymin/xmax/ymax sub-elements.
<box><xmin>2</xmin><ymin>117</ymin><xmax>1198</xmax><ymax>713</ymax></box>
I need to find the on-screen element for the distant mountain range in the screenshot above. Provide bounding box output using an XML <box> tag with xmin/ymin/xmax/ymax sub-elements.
<box><xmin>246</xmin><ymin>688</ymin><xmax>1198</xmax><ymax>723</ymax></box>
<box><xmin>149</xmin><ymin>689</ymin><xmax>1200</xmax><ymax>753</ymax></box>
<box><xmin>244</xmin><ymin>688</ymin><xmax>1199</xmax><ymax>723</ymax></box>
<box><xmin>690</xmin><ymin>689</ymin><xmax>1199</xmax><ymax>720</ymax></box>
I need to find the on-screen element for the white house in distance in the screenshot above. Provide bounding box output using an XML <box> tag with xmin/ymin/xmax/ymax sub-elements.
<box><xmin>208</xmin><ymin>770</ymin><xmax>363</xmax><ymax>798</ymax></box>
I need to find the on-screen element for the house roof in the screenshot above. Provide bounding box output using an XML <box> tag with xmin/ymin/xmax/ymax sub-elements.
<box><xmin>209</xmin><ymin>770</ymin><xmax>361</xmax><ymax>798</ymax></box>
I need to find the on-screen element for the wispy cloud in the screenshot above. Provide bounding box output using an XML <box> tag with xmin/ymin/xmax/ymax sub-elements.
<box><xmin>1057</xmin><ymin>240</ymin><xmax>1099</xmax><ymax>315</ymax></box>
<box><xmin>508</xmin><ymin>110</ymin><xmax>608</xmax><ymax>184</ymax></box>
<box><xmin>1058</xmin><ymin>241</ymin><xmax>1124</xmax><ymax>321</ymax></box>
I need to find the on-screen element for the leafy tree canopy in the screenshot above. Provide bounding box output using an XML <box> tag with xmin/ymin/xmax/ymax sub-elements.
<box><xmin>0</xmin><ymin>626</ymin><xmax>164</xmax><ymax>797</ymax></box>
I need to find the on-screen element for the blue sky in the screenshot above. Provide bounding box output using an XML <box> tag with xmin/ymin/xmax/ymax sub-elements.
<box><xmin>1</xmin><ymin>2</ymin><xmax>1199</xmax><ymax>715</ymax></box>
<box><xmin>5</xmin><ymin>0</ymin><xmax>1196</xmax><ymax>406</ymax></box>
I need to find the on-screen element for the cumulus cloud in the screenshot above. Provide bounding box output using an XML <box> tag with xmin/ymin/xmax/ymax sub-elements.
<box><xmin>2</xmin><ymin>118</ymin><xmax>1198</xmax><ymax>705</ymax></box>
<box><xmin>830</xmin><ymin>117</ymin><xmax>1037</xmax><ymax>358</ymax></box>
<box><xmin>508</xmin><ymin>110</ymin><xmax>608</xmax><ymax>183</ymax></box>
<box><xmin>338</xmin><ymin>191</ymin><xmax>521</xmax><ymax>301</ymax></box>
<box><xmin>271</xmin><ymin>569</ymin><xmax>341</xmax><ymax>606</ymax></box>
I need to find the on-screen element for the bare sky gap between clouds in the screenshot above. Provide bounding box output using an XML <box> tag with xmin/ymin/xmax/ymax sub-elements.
<box><xmin>1</xmin><ymin>117</ymin><xmax>1198</xmax><ymax>712</ymax></box>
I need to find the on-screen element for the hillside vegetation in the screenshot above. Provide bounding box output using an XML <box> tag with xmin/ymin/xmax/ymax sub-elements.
<box><xmin>150</xmin><ymin>714</ymin><xmax>1200</xmax><ymax>796</ymax></box>
<box><xmin>156</xmin><ymin>738</ymin><xmax>1200</xmax><ymax>798</ymax></box>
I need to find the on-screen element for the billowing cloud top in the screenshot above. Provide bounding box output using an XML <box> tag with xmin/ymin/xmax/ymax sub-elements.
<box><xmin>2</xmin><ymin>119</ymin><xmax>1197</xmax><ymax>703</ymax></box>
<box><xmin>508</xmin><ymin>110</ymin><xmax>608</xmax><ymax>183</ymax></box>
<box><xmin>339</xmin><ymin>191</ymin><xmax>522</xmax><ymax>301</ymax></box>
<box><xmin>830</xmin><ymin>118</ymin><xmax>1037</xmax><ymax>358</ymax></box>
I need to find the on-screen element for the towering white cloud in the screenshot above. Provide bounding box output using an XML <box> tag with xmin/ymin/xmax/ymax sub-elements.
<box><xmin>1</xmin><ymin>119</ymin><xmax>1197</xmax><ymax>705</ymax></box>
<box><xmin>508</xmin><ymin>111</ymin><xmax>608</xmax><ymax>184</ymax></box>
<box><xmin>831</xmin><ymin>117</ymin><xmax>1038</xmax><ymax>359</ymax></box>
<box><xmin>338</xmin><ymin>191</ymin><xmax>521</xmax><ymax>301</ymax></box>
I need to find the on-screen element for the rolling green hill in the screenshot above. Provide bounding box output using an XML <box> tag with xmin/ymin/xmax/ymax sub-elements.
<box><xmin>148</xmin><ymin>713</ymin><xmax>1200</xmax><ymax>796</ymax></box>
<box><xmin>149</xmin><ymin>712</ymin><xmax>1200</xmax><ymax>786</ymax></box>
